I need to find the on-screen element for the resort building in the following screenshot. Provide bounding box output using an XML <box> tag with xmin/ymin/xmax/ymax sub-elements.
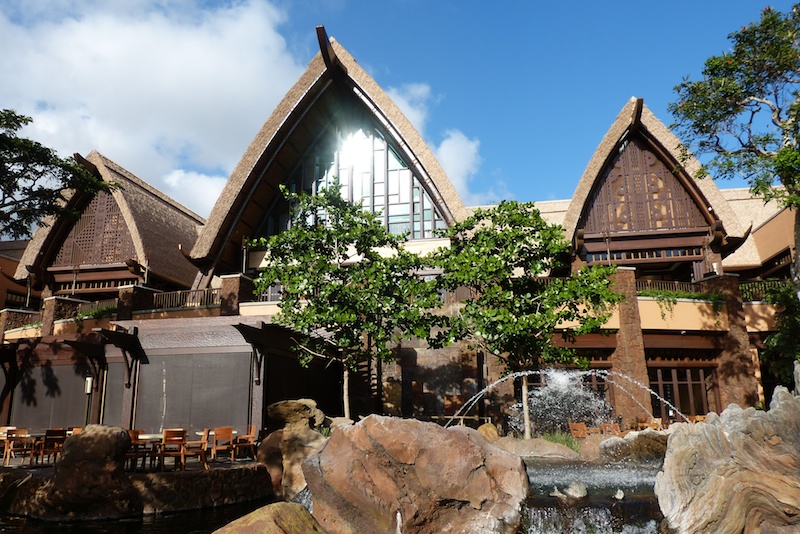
<box><xmin>0</xmin><ymin>28</ymin><xmax>791</xmax><ymax>435</ymax></box>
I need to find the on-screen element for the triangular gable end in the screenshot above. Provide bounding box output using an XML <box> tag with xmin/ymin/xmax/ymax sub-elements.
<box><xmin>15</xmin><ymin>151</ymin><xmax>203</xmax><ymax>294</ymax></box>
<box><xmin>190</xmin><ymin>26</ymin><xmax>468</xmax><ymax>279</ymax></box>
<box><xmin>563</xmin><ymin>98</ymin><xmax>747</xmax><ymax>280</ymax></box>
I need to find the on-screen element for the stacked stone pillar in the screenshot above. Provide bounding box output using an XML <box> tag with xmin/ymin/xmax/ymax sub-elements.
<box><xmin>608</xmin><ymin>267</ymin><xmax>652</xmax><ymax>426</ymax></box>
<box><xmin>702</xmin><ymin>274</ymin><xmax>760</xmax><ymax>408</ymax></box>
<box><xmin>219</xmin><ymin>274</ymin><xmax>256</xmax><ymax>316</ymax></box>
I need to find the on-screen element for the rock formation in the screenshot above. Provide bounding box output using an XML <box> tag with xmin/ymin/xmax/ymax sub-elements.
<box><xmin>655</xmin><ymin>386</ymin><xmax>800</xmax><ymax>533</ymax></box>
<box><xmin>303</xmin><ymin>415</ymin><xmax>528</xmax><ymax>534</ymax></box>
<box><xmin>24</xmin><ymin>424</ymin><xmax>142</xmax><ymax>520</ymax></box>
<box><xmin>213</xmin><ymin>501</ymin><xmax>326</xmax><ymax>534</ymax></box>
<box><xmin>599</xmin><ymin>429</ymin><xmax>668</xmax><ymax>463</ymax></box>
<box><xmin>492</xmin><ymin>436</ymin><xmax>579</xmax><ymax>460</ymax></box>
<box><xmin>260</xmin><ymin>399</ymin><xmax>328</xmax><ymax>499</ymax></box>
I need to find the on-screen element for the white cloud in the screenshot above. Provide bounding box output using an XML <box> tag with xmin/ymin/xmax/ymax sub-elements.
<box><xmin>163</xmin><ymin>169</ymin><xmax>227</xmax><ymax>218</ymax></box>
<box><xmin>434</xmin><ymin>129</ymin><xmax>507</xmax><ymax>207</ymax></box>
<box><xmin>387</xmin><ymin>83</ymin><xmax>432</xmax><ymax>136</ymax></box>
<box><xmin>0</xmin><ymin>0</ymin><xmax>305</xmax><ymax>217</ymax></box>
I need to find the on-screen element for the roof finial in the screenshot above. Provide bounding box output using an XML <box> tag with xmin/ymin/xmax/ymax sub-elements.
<box><xmin>316</xmin><ymin>26</ymin><xmax>338</xmax><ymax>69</ymax></box>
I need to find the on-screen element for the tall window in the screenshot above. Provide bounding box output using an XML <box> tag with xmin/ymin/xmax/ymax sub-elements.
<box><xmin>262</xmin><ymin>127</ymin><xmax>447</xmax><ymax>240</ymax></box>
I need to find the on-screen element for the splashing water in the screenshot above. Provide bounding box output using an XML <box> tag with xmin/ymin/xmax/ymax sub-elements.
<box><xmin>444</xmin><ymin>368</ymin><xmax>688</xmax><ymax>429</ymax></box>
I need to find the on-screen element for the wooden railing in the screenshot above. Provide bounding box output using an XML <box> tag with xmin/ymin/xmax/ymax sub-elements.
<box><xmin>740</xmin><ymin>280</ymin><xmax>790</xmax><ymax>302</ymax></box>
<box><xmin>151</xmin><ymin>288</ymin><xmax>221</xmax><ymax>310</ymax></box>
<box><xmin>76</xmin><ymin>298</ymin><xmax>119</xmax><ymax>316</ymax></box>
<box><xmin>635</xmin><ymin>280</ymin><xmax>705</xmax><ymax>294</ymax></box>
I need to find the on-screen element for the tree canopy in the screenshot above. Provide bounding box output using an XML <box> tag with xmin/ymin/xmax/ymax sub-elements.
<box><xmin>250</xmin><ymin>183</ymin><xmax>441</xmax><ymax>419</ymax></box>
<box><xmin>0</xmin><ymin>109</ymin><xmax>110</xmax><ymax>239</ymax></box>
<box><xmin>670</xmin><ymin>5</ymin><xmax>800</xmax><ymax>208</ymax></box>
<box><xmin>430</xmin><ymin>200</ymin><xmax>622</xmax><ymax>437</ymax></box>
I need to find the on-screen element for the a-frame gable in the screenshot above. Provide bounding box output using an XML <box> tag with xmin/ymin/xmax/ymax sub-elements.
<box><xmin>564</xmin><ymin>98</ymin><xmax>747</xmax><ymax>276</ymax></box>
<box><xmin>190</xmin><ymin>27</ymin><xmax>467</xmax><ymax>279</ymax></box>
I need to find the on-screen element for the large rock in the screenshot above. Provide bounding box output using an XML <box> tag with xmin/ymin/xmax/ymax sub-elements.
<box><xmin>599</xmin><ymin>429</ymin><xmax>668</xmax><ymax>463</ymax></box>
<box><xmin>214</xmin><ymin>501</ymin><xmax>326</xmax><ymax>534</ymax></box>
<box><xmin>25</xmin><ymin>424</ymin><xmax>142</xmax><ymax>520</ymax></box>
<box><xmin>303</xmin><ymin>415</ymin><xmax>528</xmax><ymax>534</ymax></box>
<box><xmin>655</xmin><ymin>387</ymin><xmax>800</xmax><ymax>533</ymax></box>
<box><xmin>262</xmin><ymin>399</ymin><xmax>328</xmax><ymax>499</ymax></box>
<box><xmin>493</xmin><ymin>436</ymin><xmax>579</xmax><ymax>460</ymax></box>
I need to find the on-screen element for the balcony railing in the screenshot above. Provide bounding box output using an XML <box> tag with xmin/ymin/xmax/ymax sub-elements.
<box><xmin>76</xmin><ymin>298</ymin><xmax>119</xmax><ymax>316</ymax></box>
<box><xmin>636</xmin><ymin>280</ymin><xmax>706</xmax><ymax>294</ymax></box>
<box><xmin>740</xmin><ymin>279</ymin><xmax>790</xmax><ymax>302</ymax></box>
<box><xmin>151</xmin><ymin>288</ymin><xmax>221</xmax><ymax>310</ymax></box>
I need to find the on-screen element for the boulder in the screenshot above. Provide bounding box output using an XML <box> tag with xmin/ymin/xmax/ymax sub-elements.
<box><xmin>256</xmin><ymin>429</ymin><xmax>284</xmax><ymax>495</ymax></box>
<box><xmin>493</xmin><ymin>436</ymin><xmax>579</xmax><ymax>461</ymax></box>
<box><xmin>477</xmin><ymin>422</ymin><xmax>500</xmax><ymax>442</ymax></box>
<box><xmin>268</xmin><ymin>399</ymin><xmax>326</xmax><ymax>429</ymax></box>
<box><xmin>263</xmin><ymin>399</ymin><xmax>328</xmax><ymax>499</ymax></box>
<box><xmin>26</xmin><ymin>424</ymin><xmax>142</xmax><ymax>520</ymax></box>
<box><xmin>214</xmin><ymin>501</ymin><xmax>326</xmax><ymax>534</ymax></box>
<box><xmin>577</xmin><ymin>433</ymin><xmax>605</xmax><ymax>462</ymax></box>
<box><xmin>599</xmin><ymin>429</ymin><xmax>667</xmax><ymax>463</ymax></box>
<box><xmin>655</xmin><ymin>387</ymin><xmax>800</xmax><ymax>533</ymax></box>
<box><xmin>303</xmin><ymin>415</ymin><xmax>528</xmax><ymax>534</ymax></box>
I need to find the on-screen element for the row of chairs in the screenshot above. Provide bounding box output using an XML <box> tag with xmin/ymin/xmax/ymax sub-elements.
<box><xmin>126</xmin><ymin>426</ymin><xmax>257</xmax><ymax>472</ymax></box>
<box><xmin>568</xmin><ymin>421</ymin><xmax>630</xmax><ymax>439</ymax></box>
<box><xmin>1</xmin><ymin>427</ymin><xmax>82</xmax><ymax>466</ymax></box>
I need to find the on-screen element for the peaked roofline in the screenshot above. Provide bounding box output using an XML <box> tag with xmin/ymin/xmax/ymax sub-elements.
<box><xmin>190</xmin><ymin>27</ymin><xmax>468</xmax><ymax>264</ymax></box>
<box><xmin>15</xmin><ymin>151</ymin><xmax>204</xmax><ymax>287</ymax></box>
<box><xmin>561</xmin><ymin>97</ymin><xmax>746</xmax><ymax>243</ymax></box>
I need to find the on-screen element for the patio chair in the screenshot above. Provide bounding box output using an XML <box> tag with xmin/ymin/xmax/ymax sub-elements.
<box><xmin>210</xmin><ymin>427</ymin><xmax>235</xmax><ymax>463</ymax></box>
<box><xmin>568</xmin><ymin>422</ymin><xmax>588</xmax><ymax>439</ymax></box>
<box><xmin>2</xmin><ymin>428</ymin><xmax>33</xmax><ymax>466</ymax></box>
<box><xmin>601</xmin><ymin>423</ymin><xmax>628</xmax><ymax>437</ymax></box>
<box><xmin>233</xmin><ymin>425</ymin><xmax>257</xmax><ymax>460</ymax></box>
<box><xmin>125</xmin><ymin>429</ymin><xmax>151</xmax><ymax>472</ymax></box>
<box><xmin>154</xmin><ymin>428</ymin><xmax>186</xmax><ymax>471</ymax></box>
<box><xmin>31</xmin><ymin>428</ymin><xmax>68</xmax><ymax>465</ymax></box>
<box><xmin>183</xmin><ymin>428</ymin><xmax>210</xmax><ymax>470</ymax></box>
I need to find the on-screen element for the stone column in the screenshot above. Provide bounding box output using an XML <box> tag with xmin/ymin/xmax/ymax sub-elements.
<box><xmin>40</xmin><ymin>296</ymin><xmax>86</xmax><ymax>336</ymax></box>
<box><xmin>116</xmin><ymin>285</ymin><xmax>158</xmax><ymax>320</ymax></box>
<box><xmin>703</xmin><ymin>274</ymin><xmax>760</xmax><ymax>409</ymax></box>
<box><xmin>608</xmin><ymin>267</ymin><xmax>652</xmax><ymax>427</ymax></box>
<box><xmin>219</xmin><ymin>274</ymin><xmax>256</xmax><ymax>316</ymax></box>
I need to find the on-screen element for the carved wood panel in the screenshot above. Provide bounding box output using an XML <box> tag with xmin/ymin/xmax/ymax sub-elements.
<box><xmin>583</xmin><ymin>137</ymin><xmax>707</xmax><ymax>234</ymax></box>
<box><xmin>53</xmin><ymin>192</ymin><xmax>137</xmax><ymax>266</ymax></box>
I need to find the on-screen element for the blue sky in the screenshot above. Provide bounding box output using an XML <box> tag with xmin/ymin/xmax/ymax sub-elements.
<box><xmin>1</xmin><ymin>1</ymin><xmax>793</xmax><ymax>217</ymax></box>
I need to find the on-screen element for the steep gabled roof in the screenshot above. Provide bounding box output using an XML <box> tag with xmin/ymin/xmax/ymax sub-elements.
<box><xmin>190</xmin><ymin>27</ymin><xmax>467</xmax><ymax>276</ymax></box>
<box><xmin>561</xmin><ymin>97</ymin><xmax>747</xmax><ymax>244</ymax></box>
<box><xmin>15</xmin><ymin>150</ymin><xmax>204</xmax><ymax>288</ymax></box>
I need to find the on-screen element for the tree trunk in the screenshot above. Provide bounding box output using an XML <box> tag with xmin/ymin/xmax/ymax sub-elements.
<box><xmin>522</xmin><ymin>373</ymin><xmax>531</xmax><ymax>440</ymax></box>
<box><xmin>343</xmin><ymin>366</ymin><xmax>350</xmax><ymax>420</ymax></box>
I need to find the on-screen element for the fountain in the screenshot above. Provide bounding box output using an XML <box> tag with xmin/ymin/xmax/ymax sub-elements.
<box><xmin>446</xmin><ymin>368</ymin><xmax>682</xmax><ymax>533</ymax></box>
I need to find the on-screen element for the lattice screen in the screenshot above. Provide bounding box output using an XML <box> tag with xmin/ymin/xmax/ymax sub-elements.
<box><xmin>53</xmin><ymin>192</ymin><xmax>137</xmax><ymax>266</ymax></box>
<box><xmin>584</xmin><ymin>137</ymin><xmax>707</xmax><ymax>233</ymax></box>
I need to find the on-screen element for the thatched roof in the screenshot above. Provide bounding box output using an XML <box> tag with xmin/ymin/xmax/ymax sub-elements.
<box><xmin>560</xmin><ymin>97</ymin><xmax>747</xmax><ymax>244</ymax></box>
<box><xmin>190</xmin><ymin>27</ymin><xmax>468</xmax><ymax>278</ymax></box>
<box><xmin>15</xmin><ymin>151</ymin><xmax>205</xmax><ymax>288</ymax></box>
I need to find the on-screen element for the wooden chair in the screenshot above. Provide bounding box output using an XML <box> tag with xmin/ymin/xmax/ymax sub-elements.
<box><xmin>125</xmin><ymin>429</ymin><xmax>151</xmax><ymax>472</ymax></box>
<box><xmin>154</xmin><ymin>428</ymin><xmax>186</xmax><ymax>471</ymax></box>
<box><xmin>2</xmin><ymin>428</ymin><xmax>33</xmax><ymax>466</ymax></box>
<box><xmin>568</xmin><ymin>422</ymin><xmax>588</xmax><ymax>439</ymax></box>
<box><xmin>210</xmin><ymin>427</ymin><xmax>235</xmax><ymax>462</ymax></box>
<box><xmin>647</xmin><ymin>418</ymin><xmax>663</xmax><ymax>430</ymax></box>
<box><xmin>233</xmin><ymin>425</ymin><xmax>257</xmax><ymax>460</ymax></box>
<box><xmin>601</xmin><ymin>423</ymin><xmax>628</xmax><ymax>437</ymax></box>
<box><xmin>183</xmin><ymin>428</ymin><xmax>210</xmax><ymax>470</ymax></box>
<box><xmin>31</xmin><ymin>428</ymin><xmax>68</xmax><ymax>465</ymax></box>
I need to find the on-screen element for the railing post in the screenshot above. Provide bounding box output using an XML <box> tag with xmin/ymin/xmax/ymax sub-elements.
<box><xmin>117</xmin><ymin>285</ymin><xmax>159</xmax><ymax>320</ymax></box>
<box><xmin>219</xmin><ymin>274</ymin><xmax>255</xmax><ymax>316</ymax></box>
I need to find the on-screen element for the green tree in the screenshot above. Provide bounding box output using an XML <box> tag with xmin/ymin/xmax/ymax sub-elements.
<box><xmin>250</xmin><ymin>184</ymin><xmax>441</xmax><ymax>420</ymax></box>
<box><xmin>431</xmin><ymin>201</ymin><xmax>622</xmax><ymax>439</ymax></box>
<box><xmin>0</xmin><ymin>109</ymin><xmax>110</xmax><ymax>238</ymax></box>
<box><xmin>762</xmin><ymin>281</ymin><xmax>800</xmax><ymax>388</ymax></box>
<box><xmin>669</xmin><ymin>5</ymin><xmax>800</xmax><ymax>281</ymax></box>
